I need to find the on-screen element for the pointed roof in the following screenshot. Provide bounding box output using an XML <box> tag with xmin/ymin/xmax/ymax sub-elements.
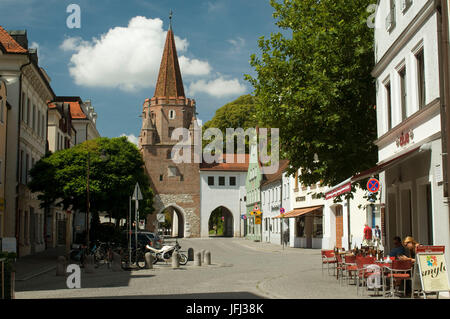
<box><xmin>154</xmin><ymin>28</ymin><xmax>185</xmax><ymax>98</ymax></box>
<box><xmin>0</xmin><ymin>26</ymin><xmax>27</xmax><ymax>54</ymax></box>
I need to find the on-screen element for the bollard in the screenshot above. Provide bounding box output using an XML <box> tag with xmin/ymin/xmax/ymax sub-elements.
<box><xmin>111</xmin><ymin>252</ymin><xmax>122</xmax><ymax>271</ymax></box>
<box><xmin>201</xmin><ymin>249</ymin><xmax>205</xmax><ymax>263</ymax></box>
<box><xmin>84</xmin><ymin>255</ymin><xmax>95</xmax><ymax>273</ymax></box>
<box><xmin>205</xmin><ymin>251</ymin><xmax>211</xmax><ymax>265</ymax></box>
<box><xmin>56</xmin><ymin>256</ymin><xmax>66</xmax><ymax>276</ymax></box>
<box><xmin>172</xmin><ymin>251</ymin><xmax>180</xmax><ymax>269</ymax></box>
<box><xmin>194</xmin><ymin>252</ymin><xmax>202</xmax><ymax>267</ymax></box>
<box><xmin>145</xmin><ymin>252</ymin><xmax>153</xmax><ymax>270</ymax></box>
<box><xmin>188</xmin><ymin>248</ymin><xmax>194</xmax><ymax>261</ymax></box>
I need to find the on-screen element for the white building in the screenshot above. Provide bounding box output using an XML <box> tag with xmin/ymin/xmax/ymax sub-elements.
<box><xmin>261</xmin><ymin>160</ymin><xmax>291</xmax><ymax>246</ymax></box>
<box><xmin>0</xmin><ymin>27</ymin><xmax>54</xmax><ymax>256</ymax></box>
<box><xmin>286</xmin><ymin>170</ymin><xmax>325</xmax><ymax>249</ymax></box>
<box><xmin>371</xmin><ymin>0</ymin><xmax>449</xmax><ymax>261</ymax></box>
<box><xmin>200</xmin><ymin>154</ymin><xmax>249</xmax><ymax>238</ymax></box>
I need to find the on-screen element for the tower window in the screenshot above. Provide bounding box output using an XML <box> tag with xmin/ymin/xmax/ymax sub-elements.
<box><xmin>160</xmin><ymin>175</ymin><xmax>163</xmax><ymax>181</ymax></box>
<box><xmin>219</xmin><ymin>176</ymin><xmax>225</xmax><ymax>186</ymax></box>
<box><xmin>208</xmin><ymin>176</ymin><xmax>214</xmax><ymax>186</ymax></box>
<box><xmin>230</xmin><ymin>176</ymin><xmax>236</xmax><ymax>186</ymax></box>
<box><xmin>169</xmin><ymin>110</ymin><xmax>176</xmax><ymax>120</ymax></box>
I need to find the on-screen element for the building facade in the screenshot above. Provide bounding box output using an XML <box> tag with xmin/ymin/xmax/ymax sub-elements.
<box><xmin>373</xmin><ymin>0</ymin><xmax>449</xmax><ymax>260</ymax></box>
<box><xmin>0</xmin><ymin>80</ymin><xmax>7</xmax><ymax>238</ymax></box>
<box><xmin>139</xmin><ymin>25</ymin><xmax>201</xmax><ymax>238</ymax></box>
<box><xmin>199</xmin><ymin>154</ymin><xmax>249</xmax><ymax>238</ymax></box>
<box><xmin>245</xmin><ymin>139</ymin><xmax>263</xmax><ymax>241</ymax></box>
<box><xmin>287</xmin><ymin>170</ymin><xmax>325</xmax><ymax>249</ymax></box>
<box><xmin>45</xmin><ymin>101</ymin><xmax>77</xmax><ymax>249</ymax></box>
<box><xmin>0</xmin><ymin>27</ymin><xmax>55</xmax><ymax>256</ymax></box>
<box><xmin>261</xmin><ymin>160</ymin><xmax>290</xmax><ymax>246</ymax></box>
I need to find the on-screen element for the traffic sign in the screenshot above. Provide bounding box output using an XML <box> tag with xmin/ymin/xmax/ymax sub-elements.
<box><xmin>255</xmin><ymin>216</ymin><xmax>262</xmax><ymax>225</ymax></box>
<box><xmin>132</xmin><ymin>183</ymin><xmax>143</xmax><ymax>200</ymax></box>
<box><xmin>280</xmin><ymin>208</ymin><xmax>285</xmax><ymax>214</ymax></box>
<box><xmin>157</xmin><ymin>214</ymin><xmax>165</xmax><ymax>223</ymax></box>
<box><xmin>253</xmin><ymin>204</ymin><xmax>259</xmax><ymax>212</ymax></box>
<box><xmin>367</xmin><ymin>178</ymin><xmax>380</xmax><ymax>193</ymax></box>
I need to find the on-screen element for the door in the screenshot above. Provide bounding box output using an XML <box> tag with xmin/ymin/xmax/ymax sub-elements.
<box><xmin>335</xmin><ymin>206</ymin><xmax>343</xmax><ymax>248</ymax></box>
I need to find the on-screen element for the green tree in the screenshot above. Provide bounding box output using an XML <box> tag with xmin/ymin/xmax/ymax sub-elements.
<box><xmin>246</xmin><ymin>0</ymin><xmax>377</xmax><ymax>187</ymax></box>
<box><xmin>28</xmin><ymin>137</ymin><xmax>154</xmax><ymax>227</ymax></box>
<box><xmin>203</xmin><ymin>94</ymin><xmax>260</xmax><ymax>153</ymax></box>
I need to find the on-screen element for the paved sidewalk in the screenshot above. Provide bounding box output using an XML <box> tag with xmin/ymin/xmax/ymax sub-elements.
<box><xmin>14</xmin><ymin>246</ymin><xmax>67</xmax><ymax>281</ymax></box>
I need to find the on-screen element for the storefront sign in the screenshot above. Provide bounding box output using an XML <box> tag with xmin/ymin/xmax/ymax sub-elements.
<box><xmin>418</xmin><ymin>253</ymin><xmax>449</xmax><ymax>293</ymax></box>
<box><xmin>325</xmin><ymin>182</ymin><xmax>352</xmax><ymax>200</ymax></box>
<box><xmin>396</xmin><ymin>129</ymin><xmax>414</xmax><ymax>148</ymax></box>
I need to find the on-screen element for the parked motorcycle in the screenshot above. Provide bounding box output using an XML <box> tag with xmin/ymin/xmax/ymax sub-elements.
<box><xmin>145</xmin><ymin>240</ymin><xmax>188</xmax><ymax>265</ymax></box>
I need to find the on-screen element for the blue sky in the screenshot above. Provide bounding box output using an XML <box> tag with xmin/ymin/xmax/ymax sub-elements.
<box><xmin>0</xmin><ymin>0</ymin><xmax>280</xmax><ymax>142</ymax></box>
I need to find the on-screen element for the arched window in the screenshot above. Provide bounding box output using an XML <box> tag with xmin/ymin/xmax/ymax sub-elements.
<box><xmin>169</xmin><ymin>110</ymin><xmax>176</xmax><ymax>120</ymax></box>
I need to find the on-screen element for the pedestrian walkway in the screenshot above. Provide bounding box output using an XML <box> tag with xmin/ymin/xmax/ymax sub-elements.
<box><xmin>14</xmin><ymin>246</ymin><xmax>67</xmax><ymax>281</ymax></box>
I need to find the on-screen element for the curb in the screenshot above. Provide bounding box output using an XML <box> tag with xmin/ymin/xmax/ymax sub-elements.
<box><xmin>16</xmin><ymin>266</ymin><xmax>57</xmax><ymax>281</ymax></box>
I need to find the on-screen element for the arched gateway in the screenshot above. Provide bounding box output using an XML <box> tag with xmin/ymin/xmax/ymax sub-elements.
<box><xmin>138</xmin><ymin>22</ymin><xmax>201</xmax><ymax>237</ymax></box>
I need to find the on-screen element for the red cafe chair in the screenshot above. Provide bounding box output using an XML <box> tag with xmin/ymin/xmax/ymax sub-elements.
<box><xmin>321</xmin><ymin>250</ymin><xmax>337</xmax><ymax>276</ymax></box>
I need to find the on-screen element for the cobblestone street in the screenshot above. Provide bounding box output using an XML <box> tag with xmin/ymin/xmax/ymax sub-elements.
<box><xmin>15</xmin><ymin>238</ymin><xmax>385</xmax><ymax>299</ymax></box>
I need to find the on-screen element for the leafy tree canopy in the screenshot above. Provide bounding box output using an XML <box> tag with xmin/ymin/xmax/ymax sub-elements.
<box><xmin>203</xmin><ymin>94</ymin><xmax>260</xmax><ymax>153</ymax></box>
<box><xmin>246</xmin><ymin>0</ymin><xmax>377</xmax><ymax>187</ymax></box>
<box><xmin>28</xmin><ymin>137</ymin><xmax>154</xmax><ymax>223</ymax></box>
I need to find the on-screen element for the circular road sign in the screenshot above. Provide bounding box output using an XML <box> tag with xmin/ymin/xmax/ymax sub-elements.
<box><xmin>253</xmin><ymin>204</ymin><xmax>259</xmax><ymax>211</ymax></box>
<box><xmin>367</xmin><ymin>178</ymin><xmax>380</xmax><ymax>193</ymax></box>
<box><xmin>280</xmin><ymin>208</ymin><xmax>285</xmax><ymax>214</ymax></box>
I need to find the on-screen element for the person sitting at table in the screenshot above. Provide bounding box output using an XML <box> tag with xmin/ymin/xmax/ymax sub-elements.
<box><xmin>399</xmin><ymin>236</ymin><xmax>420</xmax><ymax>263</ymax></box>
<box><xmin>388</xmin><ymin>236</ymin><xmax>406</xmax><ymax>257</ymax></box>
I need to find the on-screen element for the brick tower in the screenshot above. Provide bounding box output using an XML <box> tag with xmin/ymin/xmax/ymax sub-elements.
<box><xmin>139</xmin><ymin>22</ymin><xmax>200</xmax><ymax>238</ymax></box>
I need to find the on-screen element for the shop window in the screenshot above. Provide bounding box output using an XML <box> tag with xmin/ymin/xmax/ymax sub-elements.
<box><xmin>296</xmin><ymin>217</ymin><xmax>305</xmax><ymax>237</ymax></box>
<box><xmin>313</xmin><ymin>215</ymin><xmax>323</xmax><ymax>237</ymax></box>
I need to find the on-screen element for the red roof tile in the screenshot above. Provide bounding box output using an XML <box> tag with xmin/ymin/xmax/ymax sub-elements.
<box><xmin>68</xmin><ymin>101</ymin><xmax>87</xmax><ymax>119</ymax></box>
<box><xmin>0</xmin><ymin>26</ymin><xmax>27</xmax><ymax>54</ymax></box>
<box><xmin>154</xmin><ymin>29</ymin><xmax>185</xmax><ymax>98</ymax></box>
<box><xmin>200</xmin><ymin>154</ymin><xmax>250</xmax><ymax>171</ymax></box>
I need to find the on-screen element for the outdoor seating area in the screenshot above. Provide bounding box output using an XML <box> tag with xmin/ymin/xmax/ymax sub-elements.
<box><xmin>321</xmin><ymin>247</ymin><xmax>415</xmax><ymax>298</ymax></box>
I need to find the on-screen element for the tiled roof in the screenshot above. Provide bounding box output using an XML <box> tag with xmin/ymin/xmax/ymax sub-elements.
<box><xmin>68</xmin><ymin>101</ymin><xmax>87</xmax><ymax>119</ymax></box>
<box><xmin>261</xmin><ymin>159</ymin><xmax>290</xmax><ymax>186</ymax></box>
<box><xmin>200</xmin><ymin>154</ymin><xmax>250</xmax><ymax>171</ymax></box>
<box><xmin>154</xmin><ymin>29</ymin><xmax>185</xmax><ymax>98</ymax></box>
<box><xmin>0</xmin><ymin>26</ymin><xmax>27</xmax><ymax>54</ymax></box>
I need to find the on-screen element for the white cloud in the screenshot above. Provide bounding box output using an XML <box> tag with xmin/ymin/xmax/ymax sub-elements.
<box><xmin>60</xmin><ymin>37</ymin><xmax>89</xmax><ymax>51</ymax></box>
<box><xmin>188</xmin><ymin>77</ymin><xmax>246</xmax><ymax>98</ymax></box>
<box><xmin>121</xmin><ymin>134</ymin><xmax>139</xmax><ymax>146</ymax></box>
<box><xmin>227</xmin><ymin>37</ymin><xmax>245</xmax><ymax>52</ymax></box>
<box><xmin>179</xmin><ymin>56</ymin><xmax>212</xmax><ymax>76</ymax></box>
<box><xmin>62</xmin><ymin>16</ymin><xmax>210</xmax><ymax>92</ymax></box>
<box><xmin>29</xmin><ymin>41</ymin><xmax>40</xmax><ymax>50</ymax></box>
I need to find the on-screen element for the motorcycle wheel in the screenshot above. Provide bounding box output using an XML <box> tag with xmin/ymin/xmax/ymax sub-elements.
<box><xmin>152</xmin><ymin>253</ymin><xmax>159</xmax><ymax>264</ymax></box>
<box><xmin>179</xmin><ymin>254</ymin><xmax>188</xmax><ymax>265</ymax></box>
<box><xmin>136</xmin><ymin>251</ymin><xmax>146</xmax><ymax>269</ymax></box>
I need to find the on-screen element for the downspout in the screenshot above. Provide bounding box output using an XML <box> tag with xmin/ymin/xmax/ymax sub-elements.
<box><xmin>437</xmin><ymin>0</ymin><xmax>450</xmax><ymax>203</ymax></box>
<box><xmin>347</xmin><ymin>198</ymin><xmax>351</xmax><ymax>250</ymax></box>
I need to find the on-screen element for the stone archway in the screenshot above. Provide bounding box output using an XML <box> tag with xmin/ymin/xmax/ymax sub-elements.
<box><xmin>158</xmin><ymin>204</ymin><xmax>185</xmax><ymax>238</ymax></box>
<box><xmin>208</xmin><ymin>206</ymin><xmax>234</xmax><ymax>237</ymax></box>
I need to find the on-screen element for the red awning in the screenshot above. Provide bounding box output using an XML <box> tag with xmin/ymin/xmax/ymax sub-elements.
<box><xmin>274</xmin><ymin>205</ymin><xmax>323</xmax><ymax>219</ymax></box>
<box><xmin>351</xmin><ymin>146</ymin><xmax>420</xmax><ymax>182</ymax></box>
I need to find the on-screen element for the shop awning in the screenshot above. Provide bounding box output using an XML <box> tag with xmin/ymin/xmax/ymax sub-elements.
<box><xmin>274</xmin><ymin>205</ymin><xmax>323</xmax><ymax>219</ymax></box>
<box><xmin>351</xmin><ymin>146</ymin><xmax>421</xmax><ymax>182</ymax></box>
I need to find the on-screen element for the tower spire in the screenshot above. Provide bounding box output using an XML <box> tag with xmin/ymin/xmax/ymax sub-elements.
<box><xmin>153</xmin><ymin>12</ymin><xmax>185</xmax><ymax>99</ymax></box>
<box><xmin>169</xmin><ymin>10</ymin><xmax>173</xmax><ymax>30</ymax></box>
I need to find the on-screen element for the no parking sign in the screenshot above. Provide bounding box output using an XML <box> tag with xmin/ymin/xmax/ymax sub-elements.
<box><xmin>367</xmin><ymin>178</ymin><xmax>380</xmax><ymax>193</ymax></box>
